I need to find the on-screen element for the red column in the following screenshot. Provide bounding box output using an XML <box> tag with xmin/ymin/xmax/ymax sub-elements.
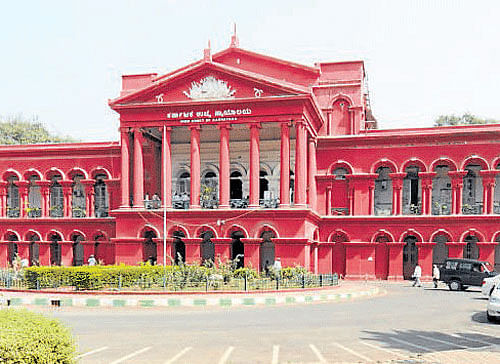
<box><xmin>307</xmin><ymin>138</ymin><xmax>317</xmax><ymax>211</ymax></box>
<box><xmin>368</xmin><ymin>183</ymin><xmax>375</xmax><ymax>215</ymax></box>
<box><xmin>449</xmin><ymin>171</ymin><xmax>466</xmax><ymax>215</ymax></box>
<box><xmin>280</xmin><ymin>122</ymin><xmax>290</xmax><ymax>208</ymax></box>
<box><xmin>387</xmin><ymin>243</ymin><xmax>404</xmax><ymax>280</ymax></box>
<box><xmin>161</xmin><ymin>126</ymin><xmax>172</xmax><ymax>208</ymax></box>
<box><xmin>133</xmin><ymin>128</ymin><xmax>144</xmax><ymax>208</ymax></box>
<box><xmin>249</xmin><ymin>123</ymin><xmax>261</xmax><ymax>208</ymax></box>
<box><xmin>120</xmin><ymin>128</ymin><xmax>130</xmax><ymax>208</ymax></box>
<box><xmin>17</xmin><ymin>181</ymin><xmax>29</xmax><ymax>218</ymax></box>
<box><xmin>218</xmin><ymin>124</ymin><xmax>231</xmax><ymax>208</ymax></box>
<box><xmin>81</xmin><ymin>180</ymin><xmax>95</xmax><ymax>217</ymax></box>
<box><xmin>420</xmin><ymin>172</ymin><xmax>436</xmax><ymax>215</ymax></box>
<box><xmin>480</xmin><ymin>171</ymin><xmax>497</xmax><ymax>214</ymax></box>
<box><xmin>60</xmin><ymin>181</ymin><xmax>73</xmax><ymax>218</ymax></box>
<box><xmin>417</xmin><ymin>242</ymin><xmax>435</xmax><ymax>280</ymax></box>
<box><xmin>37</xmin><ymin>181</ymin><xmax>50</xmax><ymax>218</ymax></box>
<box><xmin>389</xmin><ymin>173</ymin><xmax>405</xmax><ymax>215</ymax></box>
<box><xmin>189</xmin><ymin>125</ymin><xmax>201</xmax><ymax>208</ymax></box>
<box><xmin>326</xmin><ymin>185</ymin><xmax>332</xmax><ymax>216</ymax></box>
<box><xmin>294</xmin><ymin>120</ymin><xmax>307</xmax><ymax>207</ymax></box>
<box><xmin>0</xmin><ymin>182</ymin><xmax>7</xmax><ymax>217</ymax></box>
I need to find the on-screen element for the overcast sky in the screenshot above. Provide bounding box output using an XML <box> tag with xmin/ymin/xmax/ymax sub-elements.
<box><xmin>1</xmin><ymin>0</ymin><xmax>499</xmax><ymax>141</ymax></box>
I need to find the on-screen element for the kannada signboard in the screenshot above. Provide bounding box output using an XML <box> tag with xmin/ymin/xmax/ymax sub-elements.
<box><xmin>166</xmin><ymin>107</ymin><xmax>252</xmax><ymax>123</ymax></box>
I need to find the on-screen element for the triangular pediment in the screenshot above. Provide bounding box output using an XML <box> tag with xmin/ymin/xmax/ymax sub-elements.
<box><xmin>111</xmin><ymin>61</ymin><xmax>309</xmax><ymax>106</ymax></box>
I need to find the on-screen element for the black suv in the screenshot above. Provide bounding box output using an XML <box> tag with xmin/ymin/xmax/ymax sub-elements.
<box><xmin>439</xmin><ymin>258</ymin><xmax>498</xmax><ymax>291</ymax></box>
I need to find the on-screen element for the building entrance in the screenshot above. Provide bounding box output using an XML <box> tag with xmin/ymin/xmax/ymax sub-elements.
<box><xmin>403</xmin><ymin>236</ymin><xmax>419</xmax><ymax>280</ymax></box>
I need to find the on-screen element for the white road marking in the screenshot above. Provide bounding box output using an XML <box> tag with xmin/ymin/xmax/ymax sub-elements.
<box><xmin>164</xmin><ymin>347</ymin><xmax>192</xmax><ymax>364</ymax></box>
<box><xmin>464</xmin><ymin>329</ymin><xmax>500</xmax><ymax>346</ymax></box>
<box><xmin>448</xmin><ymin>333</ymin><xmax>495</xmax><ymax>347</ymax></box>
<box><xmin>218</xmin><ymin>346</ymin><xmax>235</xmax><ymax>364</ymax></box>
<box><xmin>309</xmin><ymin>344</ymin><xmax>327</xmax><ymax>363</ymax></box>
<box><xmin>414</xmin><ymin>333</ymin><xmax>468</xmax><ymax>349</ymax></box>
<box><xmin>75</xmin><ymin>346</ymin><xmax>108</xmax><ymax>359</ymax></box>
<box><xmin>360</xmin><ymin>341</ymin><xmax>407</xmax><ymax>359</ymax></box>
<box><xmin>271</xmin><ymin>345</ymin><xmax>279</xmax><ymax>364</ymax></box>
<box><xmin>388</xmin><ymin>336</ymin><xmax>432</xmax><ymax>352</ymax></box>
<box><xmin>332</xmin><ymin>342</ymin><xmax>372</xmax><ymax>362</ymax></box>
<box><xmin>109</xmin><ymin>346</ymin><xmax>152</xmax><ymax>364</ymax></box>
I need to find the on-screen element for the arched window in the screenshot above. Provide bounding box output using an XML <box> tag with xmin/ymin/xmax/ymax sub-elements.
<box><xmin>72</xmin><ymin>174</ymin><xmax>86</xmax><ymax>218</ymax></box>
<box><xmin>29</xmin><ymin>234</ymin><xmax>40</xmax><ymax>266</ymax></box>
<box><xmin>462</xmin><ymin>165</ymin><xmax>483</xmax><ymax>215</ymax></box>
<box><xmin>174</xmin><ymin>172</ymin><xmax>190</xmax><ymax>209</ymax></box>
<box><xmin>94</xmin><ymin>174</ymin><xmax>109</xmax><ymax>217</ymax></box>
<box><xmin>6</xmin><ymin>176</ymin><xmax>20</xmax><ymax>218</ymax></box>
<box><xmin>403</xmin><ymin>235</ymin><xmax>419</xmax><ymax>280</ymax></box>
<box><xmin>331</xmin><ymin>99</ymin><xmax>351</xmax><ymax>135</ymax></box>
<box><xmin>200</xmin><ymin>230</ymin><xmax>215</xmax><ymax>265</ymax></box>
<box><xmin>49</xmin><ymin>175</ymin><xmax>63</xmax><ymax>217</ymax></box>
<box><xmin>259</xmin><ymin>170</ymin><xmax>269</xmax><ymax>200</ymax></box>
<box><xmin>27</xmin><ymin>175</ymin><xmax>41</xmax><ymax>218</ymax></box>
<box><xmin>230</xmin><ymin>170</ymin><xmax>245</xmax><ymax>208</ymax></box>
<box><xmin>463</xmin><ymin>235</ymin><xmax>479</xmax><ymax>260</ymax></box>
<box><xmin>260</xmin><ymin>230</ymin><xmax>275</xmax><ymax>273</ymax></box>
<box><xmin>72</xmin><ymin>234</ymin><xmax>85</xmax><ymax>266</ymax></box>
<box><xmin>432</xmin><ymin>166</ymin><xmax>452</xmax><ymax>215</ymax></box>
<box><xmin>201</xmin><ymin>171</ymin><xmax>218</xmax><ymax>208</ymax></box>
<box><xmin>289</xmin><ymin>170</ymin><xmax>295</xmax><ymax>204</ymax></box>
<box><xmin>7</xmin><ymin>233</ymin><xmax>18</xmax><ymax>264</ymax></box>
<box><xmin>374</xmin><ymin>167</ymin><xmax>393</xmax><ymax>216</ymax></box>
<box><xmin>403</xmin><ymin>166</ymin><xmax>421</xmax><ymax>215</ymax></box>
<box><xmin>231</xmin><ymin>230</ymin><xmax>245</xmax><ymax>269</ymax></box>
<box><xmin>177</xmin><ymin>172</ymin><xmax>190</xmax><ymax>195</ymax></box>
<box><xmin>143</xmin><ymin>230</ymin><xmax>157</xmax><ymax>265</ymax></box>
<box><xmin>432</xmin><ymin>234</ymin><xmax>449</xmax><ymax>265</ymax></box>
<box><xmin>331</xmin><ymin>168</ymin><xmax>349</xmax><ymax>215</ymax></box>
<box><xmin>49</xmin><ymin>233</ymin><xmax>62</xmax><ymax>266</ymax></box>
<box><xmin>375</xmin><ymin>235</ymin><xmax>391</xmax><ymax>279</ymax></box>
<box><xmin>173</xmin><ymin>230</ymin><xmax>186</xmax><ymax>265</ymax></box>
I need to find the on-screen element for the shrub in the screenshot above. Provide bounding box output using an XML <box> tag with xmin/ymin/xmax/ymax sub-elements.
<box><xmin>0</xmin><ymin>309</ymin><xmax>77</xmax><ymax>364</ymax></box>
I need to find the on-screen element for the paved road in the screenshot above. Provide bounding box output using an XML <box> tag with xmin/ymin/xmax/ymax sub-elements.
<box><xmin>42</xmin><ymin>282</ymin><xmax>499</xmax><ymax>363</ymax></box>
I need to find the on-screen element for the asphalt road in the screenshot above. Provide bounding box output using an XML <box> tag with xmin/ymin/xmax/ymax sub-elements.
<box><xmin>42</xmin><ymin>282</ymin><xmax>500</xmax><ymax>363</ymax></box>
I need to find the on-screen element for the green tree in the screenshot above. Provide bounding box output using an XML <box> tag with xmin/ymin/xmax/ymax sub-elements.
<box><xmin>434</xmin><ymin>112</ymin><xmax>500</xmax><ymax>127</ymax></box>
<box><xmin>0</xmin><ymin>114</ymin><xmax>78</xmax><ymax>145</ymax></box>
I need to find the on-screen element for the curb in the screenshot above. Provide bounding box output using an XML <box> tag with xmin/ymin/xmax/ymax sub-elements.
<box><xmin>0</xmin><ymin>287</ymin><xmax>382</xmax><ymax>308</ymax></box>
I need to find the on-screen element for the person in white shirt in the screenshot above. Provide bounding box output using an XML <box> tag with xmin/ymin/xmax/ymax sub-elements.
<box><xmin>432</xmin><ymin>264</ymin><xmax>440</xmax><ymax>288</ymax></box>
<box><xmin>273</xmin><ymin>258</ymin><xmax>282</xmax><ymax>278</ymax></box>
<box><xmin>88</xmin><ymin>255</ymin><xmax>97</xmax><ymax>266</ymax></box>
<box><xmin>412</xmin><ymin>263</ymin><xmax>422</xmax><ymax>287</ymax></box>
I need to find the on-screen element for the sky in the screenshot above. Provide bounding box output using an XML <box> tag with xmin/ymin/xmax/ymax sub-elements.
<box><xmin>1</xmin><ymin>0</ymin><xmax>499</xmax><ymax>141</ymax></box>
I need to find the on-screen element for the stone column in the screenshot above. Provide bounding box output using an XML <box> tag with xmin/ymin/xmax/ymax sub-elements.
<box><xmin>280</xmin><ymin>122</ymin><xmax>290</xmax><ymax>208</ymax></box>
<box><xmin>133</xmin><ymin>128</ymin><xmax>145</xmax><ymax>208</ymax></box>
<box><xmin>161</xmin><ymin>126</ymin><xmax>172</xmax><ymax>208</ymax></box>
<box><xmin>60</xmin><ymin>181</ymin><xmax>73</xmax><ymax>218</ymax></box>
<box><xmin>120</xmin><ymin>128</ymin><xmax>130</xmax><ymax>208</ymax></box>
<box><xmin>294</xmin><ymin>120</ymin><xmax>307</xmax><ymax>207</ymax></box>
<box><xmin>17</xmin><ymin>181</ymin><xmax>29</xmax><ymax>218</ymax></box>
<box><xmin>218</xmin><ymin>124</ymin><xmax>231</xmax><ymax>208</ymax></box>
<box><xmin>420</xmin><ymin>172</ymin><xmax>436</xmax><ymax>215</ymax></box>
<box><xmin>189</xmin><ymin>125</ymin><xmax>201</xmax><ymax>208</ymax></box>
<box><xmin>480</xmin><ymin>171</ymin><xmax>497</xmax><ymax>214</ymax></box>
<box><xmin>249</xmin><ymin>123</ymin><xmax>261</xmax><ymax>208</ymax></box>
<box><xmin>307</xmin><ymin>138</ymin><xmax>317</xmax><ymax>210</ymax></box>
<box><xmin>389</xmin><ymin>173</ymin><xmax>405</xmax><ymax>215</ymax></box>
<box><xmin>81</xmin><ymin>179</ymin><xmax>95</xmax><ymax>217</ymax></box>
<box><xmin>37</xmin><ymin>181</ymin><xmax>50</xmax><ymax>218</ymax></box>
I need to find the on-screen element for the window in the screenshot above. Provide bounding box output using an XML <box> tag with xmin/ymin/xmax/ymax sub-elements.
<box><xmin>445</xmin><ymin>261</ymin><xmax>459</xmax><ymax>270</ymax></box>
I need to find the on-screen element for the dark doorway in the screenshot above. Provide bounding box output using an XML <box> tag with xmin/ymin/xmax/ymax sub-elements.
<box><xmin>173</xmin><ymin>231</ymin><xmax>186</xmax><ymax>265</ymax></box>
<box><xmin>375</xmin><ymin>236</ymin><xmax>390</xmax><ymax>279</ymax></box>
<box><xmin>259</xmin><ymin>171</ymin><xmax>269</xmax><ymax>199</ymax></box>
<box><xmin>259</xmin><ymin>230</ymin><xmax>275</xmax><ymax>272</ymax></box>
<box><xmin>7</xmin><ymin>235</ymin><xmax>18</xmax><ymax>264</ymax></box>
<box><xmin>72</xmin><ymin>235</ymin><xmax>85</xmax><ymax>266</ymax></box>
<box><xmin>50</xmin><ymin>234</ymin><xmax>62</xmax><ymax>266</ymax></box>
<box><xmin>231</xmin><ymin>230</ymin><xmax>245</xmax><ymax>268</ymax></box>
<box><xmin>403</xmin><ymin>236</ymin><xmax>419</xmax><ymax>280</ymax></box>
<box><xmin>143</xmin><ymin>230</ymin><xmax>157</xmax><ymax>265</ymax></box>
<box><xmin>29</xmin><ymin>235</ymin><xmax>40</xmax><ymax>266</ymax></box>
<box><xmin>463</xmin><ymin>235</ymin><xmax>479</xmax><ymax>260</ymax></box>
<box><xmin>230</xmin><ymin>171</ymin><xmax>243</xmax><ymax>200</ymax></box>
<box><xmin>200</xmin><ymin>231</ymin><xmax>215</xmax><ymax>265</ymax></box>
<box><xmin>432</xmin><ymin>235</ymin><xmax>449</xmax><ymax>266</ymax></box>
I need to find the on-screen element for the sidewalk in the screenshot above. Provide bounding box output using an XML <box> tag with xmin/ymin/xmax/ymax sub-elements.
<box><xmin>0</xmin><ymin>283</ymin><xmax>383</xmax><ymax>308</ymax></box>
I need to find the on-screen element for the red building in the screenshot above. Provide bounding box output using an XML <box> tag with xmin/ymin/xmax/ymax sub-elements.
<box><xmin>1</xmin><ymin>33</ymin><xmax>500</xmax><ymax>280</ymax></box>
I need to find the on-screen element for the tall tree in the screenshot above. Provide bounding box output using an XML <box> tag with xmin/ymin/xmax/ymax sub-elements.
<box><xmin>0</xmin><ymin>114</ymin><xmax>77</xmax><ymax>145</ymax></box>
<box><xmin>434</xmin><ymin>112</ymin><xmax>500</xmax><ymax>127</ymax></box>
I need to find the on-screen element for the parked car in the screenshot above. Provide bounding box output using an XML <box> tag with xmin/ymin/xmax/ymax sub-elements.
<box><xmin>487</xmin><ymin>283</ymin><xmax>500</xmax><ymax>322</ymax></box>
<box><xmin>482</xmin><ymin>275</ymin><xmax>500</xmax><ymax>296</ymax></box>
<box><xmin>439</xmin><ymin>258</ymin><xmax>498</xmax><ymax>291</ymax></box>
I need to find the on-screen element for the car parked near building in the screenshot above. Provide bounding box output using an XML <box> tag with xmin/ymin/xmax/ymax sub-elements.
<box><xmin>482</xmin><ymin>275</ymin><xmax>500</xmax><ymax>296</ymax></box>
<box><xmin>439</xmin><ymin>258</ymin><xmax>497</xmax><ymax>291</ymax></box>
<box><xmin>487</xmin><ymin>283</ymin><xmax>500</xmax><ymax>322</ymax></box>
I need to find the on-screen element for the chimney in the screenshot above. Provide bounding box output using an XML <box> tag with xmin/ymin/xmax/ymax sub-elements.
<box><xmin>203</xmin><ymin>40</ymin><xmax>212</xmax><ymax>61</ymax></box>
<box><xmin>230</xmin><ymin>23</ymin><xmax>239</xmax><ymax>48</ymax></box>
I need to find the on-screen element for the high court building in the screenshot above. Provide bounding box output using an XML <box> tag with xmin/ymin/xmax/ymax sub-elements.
<box><xmin>1</xmin><ymin>33</ymin><xmax>500</xmax><ymax>280</ymax></box>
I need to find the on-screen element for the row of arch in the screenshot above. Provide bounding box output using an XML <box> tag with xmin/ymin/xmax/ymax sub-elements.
<box><xmin>1</xmin><ymin>167</ymin><xmax>112</xmax><ymax>182</ymax></box>
<box><xmin>2</xmin><ymin>229</ymin><xmax>110</xmax><ymax>242</ymax></box>
<box><xmin>328</xmin><ymin>156</ymin><xmax>500</xmax><ymax>175</ymax></box>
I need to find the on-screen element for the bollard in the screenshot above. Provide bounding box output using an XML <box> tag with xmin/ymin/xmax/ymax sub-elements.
<box><xmin>118</xmin><ymin>274</ymin><xmax>122</xmax><ymax>291</ymax></box>
<box><xmin>244</xmin><ymin>274</ymin><xmax>248</xmax><ymax>292</ymax></box>
<box><xmin>319</xmin><ymin>274</ymin><xmax>323</xmax><ymax>287</ymax></box>
<box><xmin>276</xmin><ymin>277</ymin><xmax>279</xmax><ymax>290</ymax></box>
<box><xmin>206</xmin><ymin>276</ymin><xmax>209</xmax><ymax>292</ymax></box>
<box><xmin>302</xmin><ymin>273</ymin><xmax>305</xmax><ymax>289</ymax></box>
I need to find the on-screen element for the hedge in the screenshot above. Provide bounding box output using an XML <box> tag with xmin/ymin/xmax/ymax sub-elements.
<box><xmin>0</xmin><ymin>309</ymin><xmax>76</xmax><ymax>364</ymax></box>
<box><xmin>23</xmin><ymin>264</ymin><xmax>312</xmax><ymax>290</ymax></box>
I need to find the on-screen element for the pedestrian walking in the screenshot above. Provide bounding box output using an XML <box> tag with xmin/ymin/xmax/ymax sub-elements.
<box><xmin>88</xmin><ymin>255</ymin><xmax>97</xmax><ymax>266</ymax></box>
<box><xmin>412</xmin><ymin>262</ymin><xmax>422</xmax><ymax>287</ymax></box>
<box><xmin>432</xmin><ymin>264</ymin><xmax>440</xmax><ymax>288</ymax></box>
